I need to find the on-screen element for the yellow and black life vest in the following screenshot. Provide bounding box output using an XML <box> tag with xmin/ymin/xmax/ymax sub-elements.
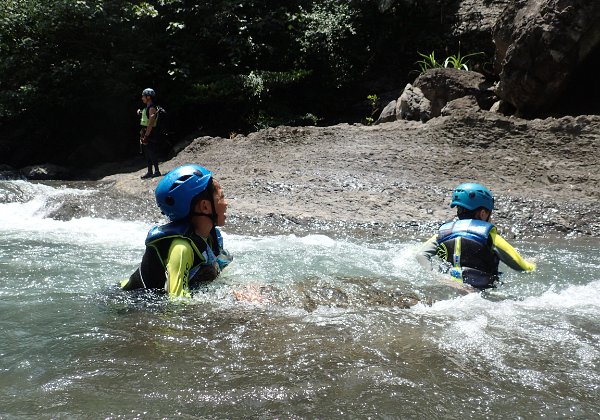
<box><xmin>436</xmin><ymin>219</ymin><xmax>500</xmax><ymax>289</ymax></box>
<box><xmin>140</xmin><ymin>104</ymin><xmax>158</xmax><ymax>127</ymax></box>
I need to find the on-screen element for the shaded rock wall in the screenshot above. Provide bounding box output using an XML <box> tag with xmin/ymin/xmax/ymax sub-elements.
<box><xmin>494</xmin><ymin>0</ymin><xmax>600</xmax><ymax>116</ymax></box>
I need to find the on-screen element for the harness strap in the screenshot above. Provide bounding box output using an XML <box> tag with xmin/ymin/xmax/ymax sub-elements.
<box><xmin>138</xmin><ymin>267</ymin><xmax>147</xmax><ymax>289</ymax></box>
<box><xmin>450</xmin><ymin>236</ymin><xmax>463</xmax><ymax>282</ymax></box>
<box><xmin>453</xmin><ymin>236</ymin><xmax>461</xmax><ymax>268</ymax></box>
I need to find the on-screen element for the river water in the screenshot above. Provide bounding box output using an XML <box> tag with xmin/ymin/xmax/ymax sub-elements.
<box><xmin>1</xmin><ymin>180</ymin><xmax>599</xmax><ymax>418</ymax></box>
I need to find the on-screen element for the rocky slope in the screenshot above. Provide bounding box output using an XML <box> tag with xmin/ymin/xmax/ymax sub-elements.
<box><xmin>81</xmin><ymin>110</ymin><xmax>600</xmax><ymax>240</ymax></box>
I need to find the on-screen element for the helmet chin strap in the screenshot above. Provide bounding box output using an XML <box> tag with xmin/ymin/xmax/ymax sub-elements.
<box><xmin>190</xmin><ymin>211</ymin><xmax>213</xmax><ymax>220</ymax></box>
<box><xmin>190</xmin><ymin>180</ymin><xmax>218</xmax><ymax>225</ymax></box>
<box><xmin>190</xmin><ymin>200</ymin><xmax>218</xmax><ymax>224</ymax></box>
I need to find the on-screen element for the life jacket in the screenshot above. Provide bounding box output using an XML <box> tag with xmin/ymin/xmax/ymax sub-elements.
<box><xmin>124</xmin><ymin>220</ymin><xmax>232</xmax><ymax>292</ymax></box>
<box><xmin>140</xmin><ymin>103</ymin><xmax>159</xmax><ymax>127</ymax></box>
<box><xmin>436</xmin><ymin>219</ymin><xmax>499</xmax><ymax>289</ymax></box>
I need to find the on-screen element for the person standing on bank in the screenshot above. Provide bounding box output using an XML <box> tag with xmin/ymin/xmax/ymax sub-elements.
<box><xmin>139</xmin><ymin>88</ymin><xmax>161</xmax><ymax>179</ymax></box>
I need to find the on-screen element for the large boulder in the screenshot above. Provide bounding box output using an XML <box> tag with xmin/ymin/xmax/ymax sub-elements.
<box><xmin>493</xmin><ymin>0</ymin><xmax>600</xmax><ymax>116</ymax></box>
<box><xmin>396</xmin><ymin>84</ymin><xmax>431</xmax><ymax>122</ymax></box>
<box><xmin>411</xmin><ymin>68</ymin><xmax>496</xmax><ymax>119</ymax></box>
<box><xmin>394</xmin><ymin>69</ymin><xmax>497</xmax><ymax>123</ymax></box>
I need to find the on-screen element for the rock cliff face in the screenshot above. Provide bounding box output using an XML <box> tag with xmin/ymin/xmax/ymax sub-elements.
<box><xmin>384</xmin><ymin>0</ymin><xmax>600</xmax><ymax>120</ymax></box>
<box><xmin>449</xmin><ymin>0</ymin><xmax>512</xmax><ymax>38</ymax></box>
<box><xmin>494</xmin><ymin>0</ymin><xmax>600</xmax><ymax>115</ymax></box>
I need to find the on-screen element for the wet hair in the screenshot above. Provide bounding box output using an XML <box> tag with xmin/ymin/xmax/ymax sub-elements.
<box><xmin>456</xmin><ymin>205</ymin><xmax>489</xmax><ymax>221</ymax></box>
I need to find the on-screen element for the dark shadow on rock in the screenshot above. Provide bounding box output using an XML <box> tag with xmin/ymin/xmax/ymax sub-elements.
<box><xmin>551</xmin><ymin>43</ymin><xmax>600</xmax><ymax>116</ymax></box>
<box><xmin>494</xmin><ymin>0</ymin><xmax>600</xmax><ymax>116</ymax></box>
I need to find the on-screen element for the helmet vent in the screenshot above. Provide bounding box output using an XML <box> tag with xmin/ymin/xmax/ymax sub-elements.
<box><xmin>169</xmin><ymin>175</ymin><xmax>193</xmax><ymax>191</ymax></box>
<box><xmin>165</xmin><ymin>196</ymin><xmax>175</xmax><ymax>206</ymax></box>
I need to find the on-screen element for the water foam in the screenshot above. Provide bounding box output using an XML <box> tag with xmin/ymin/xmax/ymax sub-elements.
<box><xmin>222</xmin><ymin>233</ymin><xmax>417</xmax><ymax>285</ymax></box>
<box><xmin>417</xmin><ymin>278</ymin><xmax>600</xmax><ymax>316</ymax></box>
<box><xmin>0</xmin><ymin>180</ymin><xmax>149</xmax><ymax>248</ymax></box>
<box><xmin>413</xmin><ymin>279</ymin><xmax>600</xmax><ymax>390</ymax></box>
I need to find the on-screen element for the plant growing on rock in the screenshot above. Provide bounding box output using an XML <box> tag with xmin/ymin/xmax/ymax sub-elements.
<box><xmin>417</xmin><ymin>50</ymin><xmax>483</xmax><ymax>74</ymax></box>
<box><xmin>416</xmin><ymin>51</ymin><xmax>442</xmax><ymax>74</ymax></box>
<box><xmin>443</xmin><ymin>51</ymin><xmax>484</xmax><ymax>71</ymax></box>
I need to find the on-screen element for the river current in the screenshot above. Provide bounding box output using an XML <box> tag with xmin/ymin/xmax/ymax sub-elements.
<box><xmin>1</xmin><ymin>180</ymin><xmax>599</xmax><ymax>418</ymax></box>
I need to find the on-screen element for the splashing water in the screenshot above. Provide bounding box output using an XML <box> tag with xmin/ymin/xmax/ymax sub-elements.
<box><xmin>1</xmin><ymin>180</ymin><xmax>599</xmax><ymax>418</ymax></box>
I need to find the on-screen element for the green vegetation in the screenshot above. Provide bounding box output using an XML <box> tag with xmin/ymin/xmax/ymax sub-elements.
<box><xmin>365</xmin><ymin>94</ymin><xmax>379</xmax><ymax>125</ymax></box>
<box><xmin>0</xmin><ymin>0</ymin><xmax>492</xmax><ymax>167</ymax></box>
<box><xmin>416</xmin><ymin>51</ymin><xmax>443</xmax><ymax>74</ymax></box>
<box><xmin>417</xmin><ymin>50</ymin><xmax>484</xmax><ymax>74</ymax></box>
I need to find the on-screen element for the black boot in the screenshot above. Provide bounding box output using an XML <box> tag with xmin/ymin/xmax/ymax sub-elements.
<box><xmin>141</xmin><ymin>164</ymin><xmax>153</xmax><ymax>179</ymax></box>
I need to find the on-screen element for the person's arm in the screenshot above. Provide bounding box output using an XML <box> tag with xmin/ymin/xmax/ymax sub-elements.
<box><xmin>416</xmin><ymin>234</ymin><xmax>439</xmax><ymax>269</ymax></box>
<box><xmin>491</xmin><ymin>230</ymin><xmax>536</xmax><ymax>272</ymax></box>
<box><xmin>165</xmin><ymin>238</ymin><xmax>195</xmax><ymax>297</ymax></box>
<box><xmin>144</xmin><ymin>106</ymin><xmax>157</xmax><ymax>138</ymax></box>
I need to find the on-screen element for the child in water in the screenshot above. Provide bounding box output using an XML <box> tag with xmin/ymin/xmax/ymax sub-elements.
<box><xmin>417</xmin><ymin>183</ymin><xmax>536</xmax><ymax>290</ymax></box>
<box><xmin>121</xmin><ymin>164</ymin><xmax>232</xmax><ymax>297</ymax></box>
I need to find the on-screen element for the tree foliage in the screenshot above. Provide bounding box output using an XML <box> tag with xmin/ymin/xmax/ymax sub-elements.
<box><xmin>0</xmin><ymin>0</ymin><xmax>476</xmax><ymax>167</ymax></box>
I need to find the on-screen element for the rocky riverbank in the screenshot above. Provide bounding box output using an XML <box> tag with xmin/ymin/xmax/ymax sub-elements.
<box><xmin>47</xmin><ymin>110</ymin><xmax>597</xmax><ymax>240</ymax></box>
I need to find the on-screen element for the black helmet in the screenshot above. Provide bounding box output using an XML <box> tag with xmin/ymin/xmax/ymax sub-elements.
<box><xmin>142</xmin><ymin>88</ymin><xmax>156</xmax><ymax>98</ymax></box>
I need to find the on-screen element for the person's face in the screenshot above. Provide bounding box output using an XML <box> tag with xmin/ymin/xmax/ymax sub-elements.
<box><xmin>141</xmin><ymin>95</ymin><xmax>150</xmax><ymax>104</ymax></box>
<box><xmin>212</xmin><ymin>180</ymin><xmax>228</xmax><ymax>226</ymax></box>
<box><xmin>194</xmin><ymin>180</ymin><xmax>228</xmax><ymax>226</ymax></box>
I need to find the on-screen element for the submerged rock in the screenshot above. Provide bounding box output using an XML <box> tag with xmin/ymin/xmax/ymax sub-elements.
<box><xmin>21</xmin><ymin>164</ymin><xmax>72</xmax><ymax>180</ymax></box>
<box><xmin>0</xmin><ymin>164</ymin><xmax>21</xmax><ymax>180</ymax></box>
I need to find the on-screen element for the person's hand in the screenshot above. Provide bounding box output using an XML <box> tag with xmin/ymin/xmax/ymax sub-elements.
<box><xmin>136</xmin><ymin>109</ymin><xmax>142</xmax><ymax>116</ymax></box>
<box><xmin>233</xmin><ymin>283</ymin><xmax>270</xmax><ymax>304</ymax></box>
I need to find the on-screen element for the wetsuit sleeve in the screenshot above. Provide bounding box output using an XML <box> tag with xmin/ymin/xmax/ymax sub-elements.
<box><xmin>416</xmin><ymin>234</ymin><xmax>439</xmax><ymax>269</ymax></box>
<box><xmin>491</xmin><ymin>230</ymin><xmax>536</xmax><ymax>272</ymax></box>
<box><xmin>165</xmin><ymin>238</ymin><xmax>194</xmax><ymax>298</ymax></box>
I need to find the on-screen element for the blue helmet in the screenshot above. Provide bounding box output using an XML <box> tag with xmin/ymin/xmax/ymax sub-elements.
<box><xmin>450</xmin><ymin>183</ymin><xmax>494</xmax><ymax>211</ymax></box>
<box><xmin>142</xmin><ymin>88</ymin><xmax>156</xmax><ymax>97</ymax></box>
<box><xmin>155</xmin><ymin>164</ymin><xmax>213</xmax><ymax>221</ymax></box>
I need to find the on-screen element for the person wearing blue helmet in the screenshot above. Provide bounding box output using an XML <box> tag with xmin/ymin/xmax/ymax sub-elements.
<box><xmin>121</xmin><ymin>164</ymin><xmax>232</xmax><ymax>297</ymax></box>
<box><xmin>138</xmin><ymin>88</ymin><xmax>161</xmax><ymax>179</ymax></box>
<box><xmin>417</xmin><ymin>182</ymin><xmax>536</xmax><ymax>290</ymax></box>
